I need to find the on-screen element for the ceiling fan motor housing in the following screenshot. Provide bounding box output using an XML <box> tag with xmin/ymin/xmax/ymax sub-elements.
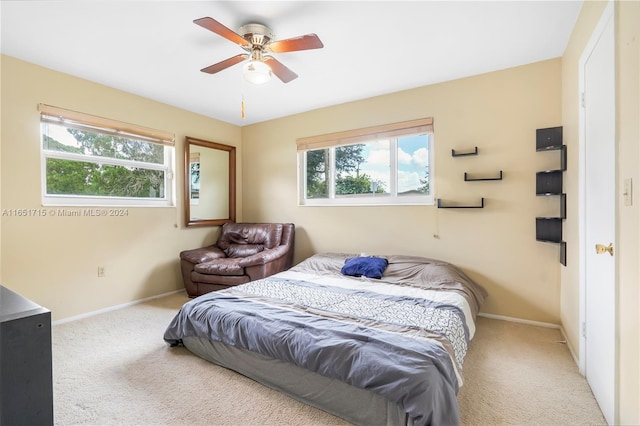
<box><xmin>239</xmin><ymin>23</ymin><xmax>275</xmax><ymax>47</ymax></box>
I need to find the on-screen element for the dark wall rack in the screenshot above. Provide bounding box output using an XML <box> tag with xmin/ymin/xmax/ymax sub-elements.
<box><xmin>437</xmin><ymin>198</ymin><xmax>484</xmax><ymax>209</ymax></box>
<box><xmin>443</xmin><ymin>145</ymin><xmax>504</xmax><ymax>208</ymax></box>
<box><xmin>536</xmin><ymin>170</ymin><xmax>564</xmax><ymax>194</ymax></box>
<box><xmin>464</xmin><ymin>170</ymin><xmax>503</xmax><ymax>181</ymax></box>
<box><xmin>451</xmin><ymin>147</ymin><xmax>478</xmax><ymax>157</ymax></box>
<box><xmin>536</xmin><ymin>126</ymin><xmax>563</xmax><ymax>150</ymax></box>
<box><xmin>535</xmin><ymin>126</ymin><xmax>566</xmax><ymax>266</ymax></box>
<box><xmin>537</xmin><ymin>144</ymin><xmax>567</xmax><ymax>169</ymax></box>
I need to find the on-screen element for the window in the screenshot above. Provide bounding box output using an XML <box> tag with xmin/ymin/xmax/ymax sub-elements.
<box><xmin>297</xmin><ymin>118</ymin><xmax>434</xmax><ymax>206</ymax></box>
<box><xmin>39</xmin><ymin>104</ymin><xmax>175</xmax><ymax>207</ymax></box>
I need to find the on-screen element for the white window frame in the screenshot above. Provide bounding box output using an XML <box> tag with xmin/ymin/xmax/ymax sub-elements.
<box><xmin>39</xmin><ymin>104</ymin><xmax>175</xmax><ymax>207</ymax></box>
<box><xmin>297</xmin><ymin>118</ymin><xmax>434</xmax><ymax>206</ymax></box>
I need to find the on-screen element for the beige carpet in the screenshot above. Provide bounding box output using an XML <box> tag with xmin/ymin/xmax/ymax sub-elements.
<box><xmin>52</xmin><ymin>291</ymin><xmax>606</xmax><ymax>425</ymax></box>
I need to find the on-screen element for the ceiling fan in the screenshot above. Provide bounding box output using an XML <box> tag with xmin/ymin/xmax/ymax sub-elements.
<box><xmin>194</xmin><ymin>17</ymin><xmax>324</xmax><ymax>84</ymax></box>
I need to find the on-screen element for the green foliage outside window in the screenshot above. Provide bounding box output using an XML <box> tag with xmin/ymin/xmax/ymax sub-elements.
<box><xmin>305</xmin><ymin>149</ymin><xmax>328</xmax><ymax>199</ymax></box>
<box><xmin>306</xmin><ymin>144</ymin><xmax>387</xmax><ymax>198</ymax></box>
<box><xmin>418</xmin><ymin>169</ymin><xmax>430</xmax><ymax>194</ymax></box>
<box><xmin>43</xmin><ymin>128</ymin><xmax>166</xmax><ymax>198</ymax></box>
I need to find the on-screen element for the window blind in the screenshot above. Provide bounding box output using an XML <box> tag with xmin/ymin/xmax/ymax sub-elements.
<box><xmin>38</xmin><ymin>103</ymin><xmax>175</xmax><ymax>146</ymax></box>
<box><xmin>296</xmin><ymin>118</ymin><xmax>433</xmax><ymax>151</ymax></box>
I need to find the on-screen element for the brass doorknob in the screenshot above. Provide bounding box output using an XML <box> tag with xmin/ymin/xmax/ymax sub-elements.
<box><xmin>595</xmin><ymin>243</ymin><xmax>614</xmax><ymax>256</ymax></box>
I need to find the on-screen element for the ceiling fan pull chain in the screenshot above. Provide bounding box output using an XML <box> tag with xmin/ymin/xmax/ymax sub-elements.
<box><xmin>241</xmin><ymin>95</ymin><xmax>246</xmax><ymax>120</ymax></box>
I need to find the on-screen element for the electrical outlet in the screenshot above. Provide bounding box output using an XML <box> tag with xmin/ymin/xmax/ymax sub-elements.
<box><xmin>97</xmin><ymin>266</ymin><xmax>105</xmax><ymax>277</ymax></box>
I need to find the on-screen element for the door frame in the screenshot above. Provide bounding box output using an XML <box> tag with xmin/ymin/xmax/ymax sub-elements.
<box><xmin>577</xmin><ymin>0</ymin><xmax>618</xmax><ymax>423</ymax></box>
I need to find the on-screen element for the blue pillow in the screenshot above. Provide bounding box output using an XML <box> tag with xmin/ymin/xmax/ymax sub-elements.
<box><xmin>341</xmin><ymin>256</ymin><xmax>388</xmax><ymax>279</ymax></box>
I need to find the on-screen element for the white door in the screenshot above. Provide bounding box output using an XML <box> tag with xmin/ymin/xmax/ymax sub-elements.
<box><xmin>580</xmin><ymin>2</ymin><xmax>616</xmax><ymax>424</ymax></box>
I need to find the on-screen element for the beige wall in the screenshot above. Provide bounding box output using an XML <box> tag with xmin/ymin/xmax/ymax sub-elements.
<box><xmin>0</xmin><ymin>55</ymin><xmax>242</xmax><ymax>320</ymax></box>
<box><xmin>242</xmin><ymin>59</ymin><xmax>563</xmax><ymax>324</ymax></box>
<box><xmin>615</xmin><ymin>2</ymin><xmax>640</xmax><ymax>422</ymax></box>
<box><xmin>561</xmin><ymin>1</ymin><xmax>640</xmax><ymax>423</ymax></box>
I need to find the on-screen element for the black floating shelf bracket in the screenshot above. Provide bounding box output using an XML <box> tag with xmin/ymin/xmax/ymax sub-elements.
<box><xmin>464</xmin><ymin>170</ymin><xmax>503</xmax><ymax>181</ymax></box>
<box><xmin>437</xmin><ymin>198</ymin><xmax>485</xmax><ymax>208</ymax></box>
<box><xmin>536</xmin><ymin>144</ymin><xmax>567</xmax><ymax>171</ymax></box>
<box><xmin>451</xmin><ymin>146</ymin><xmax>478</xmax><ymax>157</ymax></box>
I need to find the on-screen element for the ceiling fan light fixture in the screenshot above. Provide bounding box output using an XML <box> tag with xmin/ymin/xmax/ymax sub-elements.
<box><xmin>243</xmin><ymin>60</ymin><xmax>272</xmax><ymax>84</ymax></box>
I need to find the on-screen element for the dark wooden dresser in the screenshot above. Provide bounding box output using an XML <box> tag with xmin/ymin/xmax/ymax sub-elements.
<box><xmin>0</xmin><ymin>285</ymin><xmax>53</xmax><ymax>425</ymax></box>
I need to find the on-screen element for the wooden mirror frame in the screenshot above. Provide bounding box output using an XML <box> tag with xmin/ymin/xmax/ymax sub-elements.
<box><xmin>184</xmin><ymin>136</ymin><xmax>236</xmax><ymax>227</ymax></box>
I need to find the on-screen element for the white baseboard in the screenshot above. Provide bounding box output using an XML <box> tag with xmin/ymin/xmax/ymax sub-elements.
<box><xmin>52</xmin><ymin>289</ymin><xmax>186</xmax><ymax>326</ymax></box>
<box><xmin>478</xmin><ymin>312</ymin><xmax>561</xmax><ymax>329</ymax></box>
<box><xmin>559</xmin><ymin>326</ymin><xmax>581</xmax><ymax>368</ymax></box>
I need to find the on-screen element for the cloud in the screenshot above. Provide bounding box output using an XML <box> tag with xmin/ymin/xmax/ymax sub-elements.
<box><xmin>398</xmin><ymin>170</ymin><xmax>421</xmax><ymax>192</ymax></box>
<box><xmin>388</xmin><ymin>147</ymin><xmax>429</xmax><ymax>168</ymax></box>
<box><xmin>412</xmin><ymin>147</ymin><xmax>429</xmax><ymax>168</ymax></box>
<box><xmin>360</xmin><ymin>142</ymin><xmax>428</xmax><ymax>193</ymax></box>
<box><xmin>45</xmin><ymin>123</ymin><xmax>80</xmax><ymax>147</ymax></box>
<box><xmin>398</xmin><ymin>148</ymin><xmax>412</xmax><ymax>164</ymax></box>
<box><xmin>367</xmin><ymin>147</ymin><xmax>390</xmax><ymax>166</ymax></box>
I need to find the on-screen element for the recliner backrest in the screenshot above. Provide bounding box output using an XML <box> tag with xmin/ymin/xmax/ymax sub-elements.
<box><xmin>216</xmin><ymin>223</ymin><xmax>284</xmax><ymax>257</ymax></box>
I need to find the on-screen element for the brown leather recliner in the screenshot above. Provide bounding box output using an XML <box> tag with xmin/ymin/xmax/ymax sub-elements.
<box><xmin>180</xmin><ymin>222</ymin><xmax>295</xmax><ymax>297</ymax></box>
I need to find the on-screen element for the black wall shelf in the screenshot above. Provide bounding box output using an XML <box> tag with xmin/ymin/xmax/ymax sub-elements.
<box><xmin>536</xmin><ymin>144</ymin><xmax>567</xmax><ymax>170</ymax></box>
<box><xmin>536</xmin><ymin>170</ymin><xmax>563</xmax><ymax>194</ymax></box>
<box><xmin>437</xmin><ymin>198</ymin><xmax>485</xmax><ymax>209</ymax></box>
<box><xmin>464</xmin><ymin>170</ymin><xmax>503</xmax><ymax>181</ymax></box>
<box><xmin>444</xmin><ymin>145</ymin><xmax>502</xmax><ymax>209</ymax></box>
<box><xmin>535</xmin><ymin>126</ymin><xmax>566</xmax><ymax>266</ymax></box>
<box><xmin>451</xmin><ymin>147</ymin><xmax>478</xmax><ymax>157</ymax></box>
<box><xmin>536</xmin><ymin>217</ymin><xmax>563</xmax><ymax>242</ymax></box>
<box><xmin>536</xmin><ymin>126</ymin><xmax>563</xmax><ymax>150</ymax></box>
<box><xmin>535</xmin><ymin>193</ymin><xmax>567</xmax><ymax>219</ymax></box>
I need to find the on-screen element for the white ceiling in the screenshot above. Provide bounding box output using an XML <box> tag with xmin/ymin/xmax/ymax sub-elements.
<box><xmin>1</xmin><ymin>1</ymin><xmax>583</xmax><ymax>126</ymax></box>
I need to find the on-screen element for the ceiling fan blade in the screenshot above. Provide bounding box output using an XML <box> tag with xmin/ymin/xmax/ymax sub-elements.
<box><xmin>264</xmin><ymin>57</ymin><xmax>298</xmax><ymax>83</ymax></box>
<box><xmin>268</xmin><ymin>34</ymin><xmax>324</xmax><ymax>53</ymax></box>
<box><xmin>200</xmin><ymin>54</ymin><xmax>248</xmax><ymax>74</ymax></box>
<box><xmin>194</xmin><ymin>17</ymin><xmax>250</xmax><ymax>47</ymax></box>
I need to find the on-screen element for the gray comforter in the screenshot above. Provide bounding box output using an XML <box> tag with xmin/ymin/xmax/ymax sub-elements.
<box><xmin>164</xmin><ymin>253</ymin><xmax>487</xmax><ymax>426</ymax></box>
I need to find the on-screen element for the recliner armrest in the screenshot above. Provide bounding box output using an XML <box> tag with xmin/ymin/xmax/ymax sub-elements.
<box><xmin>236</xmin><ymin>245</ymin><xmax>290</xmax><ymax>267</ymax></box>
<box><xmin>180</xmin><ymin>245</ymin><xmax>226</xmax><ymax>264</ymax></box>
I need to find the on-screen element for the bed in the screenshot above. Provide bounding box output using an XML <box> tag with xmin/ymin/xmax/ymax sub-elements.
<box><xmin>164</xmin><ymin>253</ymin><xmax>487</xmax><ymax>426</ymax></box>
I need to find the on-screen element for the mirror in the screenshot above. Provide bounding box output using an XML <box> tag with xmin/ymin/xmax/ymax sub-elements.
<box><xmin>184</xmin><ymin>136</ymin><xmax>236</xmax><ymax>227</ymax></box>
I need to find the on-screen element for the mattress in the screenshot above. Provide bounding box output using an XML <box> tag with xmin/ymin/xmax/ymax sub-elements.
<box><xmin>164</xmin><ymin>253</ymin><xmax>487</xmax><ymax>425</ymax></box>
